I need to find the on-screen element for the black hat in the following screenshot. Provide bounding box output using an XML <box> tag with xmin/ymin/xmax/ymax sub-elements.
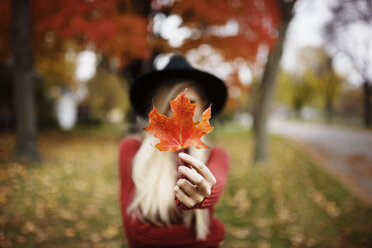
<box><xmin>130</xmin><ymin>55</ymin><xmax>227</xmax><ymax>118</ymax></box>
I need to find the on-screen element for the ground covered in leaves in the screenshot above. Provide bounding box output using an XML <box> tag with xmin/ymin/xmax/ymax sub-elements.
<box><xmin>1</xmin><ymin>125</ymin><xmax>372</xmax><ymax>248</ymax></box>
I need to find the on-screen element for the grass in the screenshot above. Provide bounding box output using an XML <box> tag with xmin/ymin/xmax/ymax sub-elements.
<box><xmin>211</xmin><ymin>125</ymin><xmax>372</xmax><ymax>248</ymax></box>
<box><xmin>1</xmin><ymin>124</ymin><xmax>372</xmax><ymax>248</ymax></box>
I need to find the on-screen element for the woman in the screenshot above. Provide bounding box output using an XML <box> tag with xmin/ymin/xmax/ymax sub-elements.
<box><xmin>119</xmin><ymin>55</ymin><xmax>229</xmax><ymax>247</ymax></box>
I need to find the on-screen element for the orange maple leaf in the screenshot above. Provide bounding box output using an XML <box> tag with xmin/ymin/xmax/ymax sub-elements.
<box><xmin>144</xmin><ymin>92</ymin><xmax>214</xmax><ymax>152</ymax></box>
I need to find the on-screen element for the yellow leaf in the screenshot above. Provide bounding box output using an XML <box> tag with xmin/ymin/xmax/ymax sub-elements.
<box><xmin>102</xmin><ymin>225</ymin><xmax>119</xmax><ymax>239</ymax></box>
<box><xmin>23</xmin><ymin>221</ymin><xmax>36</xmax><ymax>233</ymax></box>
<box><xmin>64</xmin><ymin>228</ymin><xmax>75</xmax><ymax>238</ymax></box>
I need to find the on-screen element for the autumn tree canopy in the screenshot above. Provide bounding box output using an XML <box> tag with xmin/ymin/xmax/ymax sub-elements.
<box><xmin>0</xmin><ymin>0</ymin><xmax>287</xmax><ymax>162</ymax></box>
<box><xmin>167</xmin><ymin>0</ymin><xmax>281</xmax><ymax>61</ymax></box>
<box><xmin>12</xmin><ymin>0</ymin><xmax>150</xmax><ymax>64</ymax></box>
<box><xmin>0</xmin><ymin>0</ymin><xmax>283</xmax><ymax>88</ymax></box>
<box><xmin>0</xmin><ymin>0</ymin><xmax>152</xmax><ymax>90</ymax></box>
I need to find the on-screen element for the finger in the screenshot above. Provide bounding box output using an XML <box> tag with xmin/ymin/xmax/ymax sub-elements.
<box><xmin>178</xmin><ymin>165</ymin><xmax>204</xmax><ymax>186</ymax></box>
<box><xmin>177</xmin><ymin>178</ymin><xmax>204</xmax><ymax>203</ymax></box>
<box><xmin>178</xmin><ymin>153</ymin><xmax>216</xmax><ymax>185</ymax></box>
<box><xmin>178</xmin><ymin>166</ymin><xmax>210</xmax><ymax>196</ymax></box>
<box><xmin>175</xmin><ymin>149</ymin><xmax>186</xmax><ymax>167</ymax></box>
<box><xmin>174</xmin><ymin>185</ymin><xmax>196</xmax><ymax>208</ymax></box>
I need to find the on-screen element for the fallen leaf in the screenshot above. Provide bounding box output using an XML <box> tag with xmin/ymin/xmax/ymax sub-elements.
<box><xmin>90</xmin><ymin>233</ymin><xmax>102</xmax><ymax>243</ymax></box>
<box><xmin>64</xmin><ymin>228</ymin><xmax>75</xmax><ymax>238</ymax></box>
<box><xmin>22</xmin><ymin>221</ymin><xmax>36</xmax><ymax>233</ymax></box>
<box><xmin>258</xmin><ymin>241</ymin><xmax>271</xmax><ymax>248</ymax></box>
<box><xmin>102</xmin><ymin>225</ymin><xmax>119</xmax><ymax>239</ymax></box>
<box><xmin>228</xmin><ymin>225</ymin><xmax>251</xmax><ymax>239</ymax></box>
<box><xmin>16</xmin><ymin>235</ymin><xmax>26</xmax><ymax>244</ymax></box>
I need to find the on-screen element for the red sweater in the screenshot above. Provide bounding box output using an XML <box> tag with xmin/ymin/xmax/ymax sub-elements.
<box><xmin>118</xmin><ymin>137</ymin><xmax>230</xmax><ymax>248</ymax></box>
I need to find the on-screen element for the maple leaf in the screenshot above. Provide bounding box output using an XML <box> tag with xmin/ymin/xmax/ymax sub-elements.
<box><xmin>144</xmin><ymin>92</ymin><xmax>213</xmax><ymax>152</ymax></box>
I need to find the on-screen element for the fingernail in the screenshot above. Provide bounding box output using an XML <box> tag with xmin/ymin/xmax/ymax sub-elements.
<box><xmin>178</xmin><ymin>166</ymin><xmax>185</xmax><ymax>172</ymax></box>
<box><xmin>179</xmin><ymin>153</ymin><xmax>186</xmax><ymax>158</ymax></box>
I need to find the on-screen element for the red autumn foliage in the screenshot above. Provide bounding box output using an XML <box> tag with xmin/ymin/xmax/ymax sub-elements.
<box><xmin>0</xmin><ymin>0</ymin><xmax>11</xmax><ymax>61</ymax></box>
<box><xmin>0</xmin><ymin>0</ymin><xmax>151</xmax><ymax>67</ymax></box>
<box><xmin>144</xmin><ymin>92</ymin><xmax>214</xmax><ymax>152</ymax></box>
<box><xmin>162</xmin><ymin>0</ymin><xmax>281</xmax><ymax>62</ymax></box>
<box><xmin>0</xmin><ymin>0</ymin><xmax>282</xmax><ymax>69</ymax></box>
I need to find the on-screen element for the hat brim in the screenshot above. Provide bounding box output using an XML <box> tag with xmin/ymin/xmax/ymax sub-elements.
<box><xmin>130</xmin><ymin>68</ymin><xmax>227</xmax><ymax>118</ymax></box>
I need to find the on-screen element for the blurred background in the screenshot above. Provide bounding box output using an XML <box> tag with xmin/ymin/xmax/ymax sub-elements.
<box><xmin>1</xmin><ymin>0</ymin><xmax>372</xmax><ymax>247</ymax></box>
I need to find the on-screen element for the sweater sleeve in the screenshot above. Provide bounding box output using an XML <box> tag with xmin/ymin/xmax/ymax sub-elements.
<box><xmin>176</xmin><ymin>146</ymin><xmax>230</xmax><ymax>210</ymax></box>
<box><xmin>118</xmin><ymin>137</ymin><xmax>141</xmax><ymax>214</ymax></box>
<box><xmin>199</xmin><ymin>147</ymin><xmax>229</xmax><ymax>208</ymax></box>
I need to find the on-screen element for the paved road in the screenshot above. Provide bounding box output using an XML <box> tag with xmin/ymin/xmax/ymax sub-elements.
<box><xmin>269</xmin><ymin>118</ymin><xmax>372</xmax><ymax>204</ymax></box>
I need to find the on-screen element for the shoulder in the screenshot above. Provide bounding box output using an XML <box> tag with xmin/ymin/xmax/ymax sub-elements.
<box><xmin>210</xmin><ymin>146</ymin><xmax>229</xmax><ymax>160</ymax></box>
<box><xmin>207</xmin><ymin>146</ymin><xmax>230</xmax><ymax>168</ymax></box>
<box><xmin>119</xmin><ymin>136</ymin><xmax>142</xmax><ymax>158</ymax></box>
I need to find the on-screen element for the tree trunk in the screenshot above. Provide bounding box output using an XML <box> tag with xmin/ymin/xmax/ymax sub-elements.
<box><xmin>362</xmin><ymin>81</ymin><xmax>371</xmax><ymax>128</ymax></box>
<box><xmin>325</xmin><ymin>95</ymin><xmax>334</xmax><ymax>123</ymax></box>
<box><xmin>252</xmin><ymin>0</ymin><xmax>294</xmax><ymax>163</ymax></box>
<box><xmin>294</xmin><ymin>105</ymin><xmax>302</xmax><ymax>120</ymax></box>
<box><xmin>11</xmin><ymin>0</ymin><xmax>40</xmax><ymax>161</ymax></box>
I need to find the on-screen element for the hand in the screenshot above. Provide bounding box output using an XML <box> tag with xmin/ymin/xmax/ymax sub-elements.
<box><xmin>174</xmin><ymin>152</ymin><xmax>216</xmax><ymax>208</ymax></box>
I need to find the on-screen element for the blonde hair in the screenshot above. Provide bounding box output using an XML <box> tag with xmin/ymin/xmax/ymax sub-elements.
<box><xmin>127</xmin><ymin>82</ymin><xmax>211</xmax><ymax>239</ymax></box>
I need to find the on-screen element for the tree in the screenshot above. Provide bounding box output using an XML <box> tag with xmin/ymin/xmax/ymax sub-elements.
<box><xmin>167</xmin><ymin>0</ymin><xmax>280</xmax><ymax>61</ymax></box>
<box><xmin>2</xmin><ymin>0</ymin><xmax>291</xmax><ymax>161</ymax></box>
<box><xmin>252</xmin><ymin>0</ymin><xmax>296</xmax><ymax>162</ymax></box>
<box><xmin>277</xmin><ymin>46</ymin><xmax>343</xmax><ymax>122</ymax></box>
<box><xmin>134</xmin><ymin>0</ymin><xmax>293</xmax><ymax>162</ymax></box>
<box><xmin>318</xmin><ymin>69</ymin><xmax>343</xmax><ymax>122</ymax></box>
<box><xmin>122</xmin><ymin>0</ymin><xmax>283</xmax><ymax>132</ymax></box>
<box><xmin>30</xmin><ymin>0</ymin><xmax>151</xmax><ymax>68</ymax></box>
<box><xmin>277</xmin><ymin>70</ymin><xmax>314</xmax><ymax>118</ymax></box>
<box><xmin>0</xmin><ymin>0</ymin><xmax>152</xmax><ymax>161</ymax></box>
<box><xmin>148</xmin><ymin>0</ymin><xmax>288</xmax><ymax>163</ymax></box>
<box><xmin>83</xmin><ymin>64</ymin><xmax>129</xmax><ymax>122</ymax></box>
<box><xmin>1</xmin><ymin>0</ymin><xmax>152</xmax><ymax>72</ymax></box>
<box><xmin>297</xmin><ymin>46</ymin><xmax>343</xmax><ymax>122</ymax></box>
<box><xmin>11</xmin><ymin>0</ymin><xmax>40</xmax><ymax>161</ymax></box>
<box><xmin>324</xmin><ymin>0</ymin><xmax>372</xmax><ymax>127</ymax></box>
<box><xmin>0</xmin><ymin>1</ymin><xmax>11</xmax><ymax>63</ymax></box>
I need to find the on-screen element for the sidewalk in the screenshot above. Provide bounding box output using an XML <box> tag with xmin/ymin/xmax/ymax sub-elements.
<box><xmin>269</xmin><ymin>118</ymin><xmax>372</xmax><ymax>205</ymax></box>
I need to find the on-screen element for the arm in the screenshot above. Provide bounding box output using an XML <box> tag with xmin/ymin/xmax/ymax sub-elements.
<box><xmin>175</xmin><ymin>147</ymin><xmax>230</xmax><ymax>209</ymax></box>
<box><xmin>118</xmin><ymin>137</ymin><xmax>141</xmax><ymax>212</ymax></box>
